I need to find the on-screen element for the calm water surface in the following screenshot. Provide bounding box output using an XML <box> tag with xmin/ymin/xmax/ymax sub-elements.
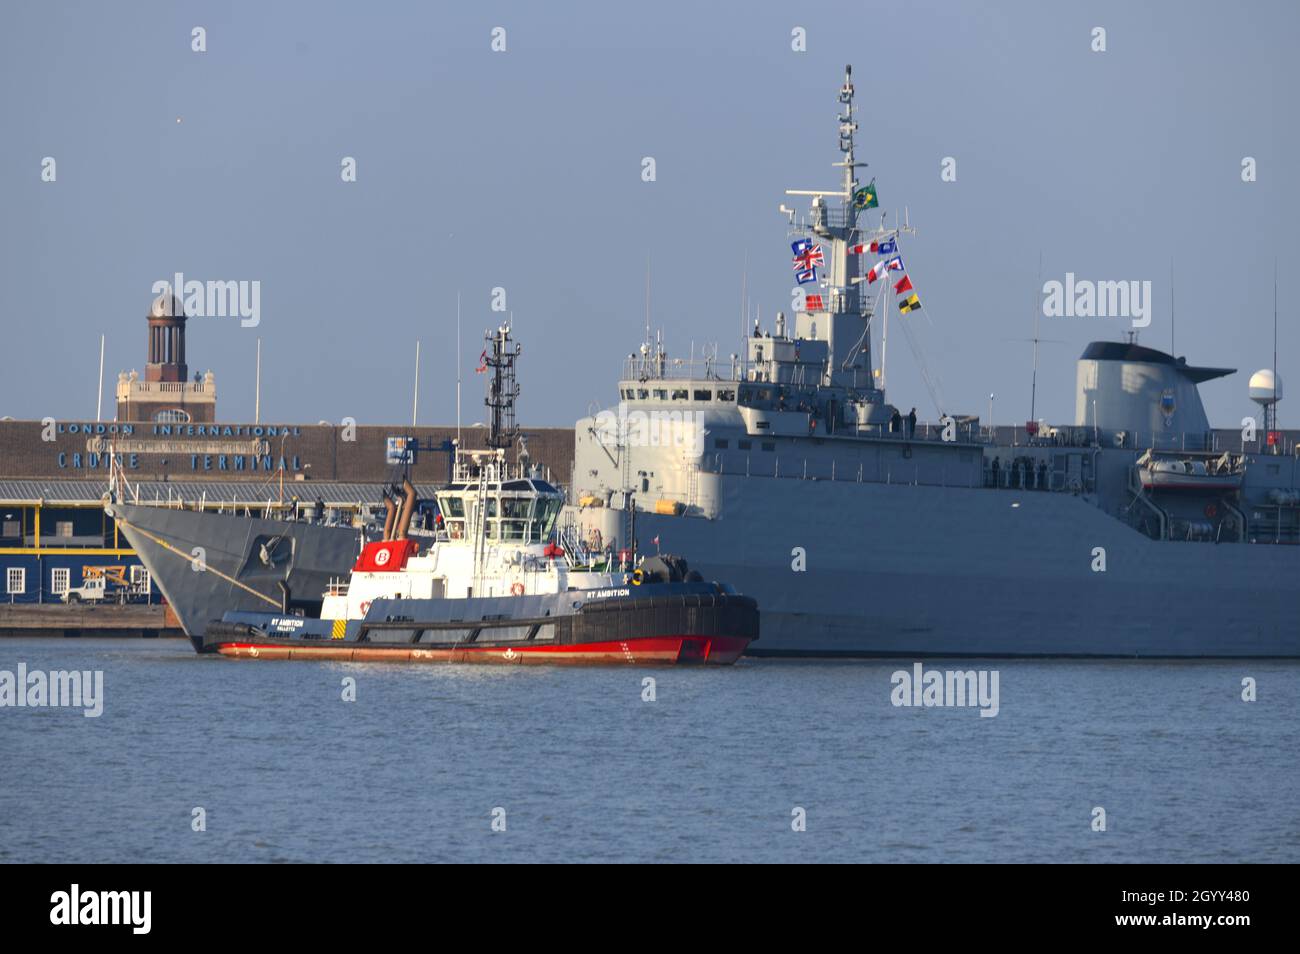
<box><xmin>1</xmin><ymin>638</ymin><xmax>1297</xmax><ymax>863</ymax></box>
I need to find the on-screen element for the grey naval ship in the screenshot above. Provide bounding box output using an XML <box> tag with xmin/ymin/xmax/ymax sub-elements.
<box><xmin>566</xmin><ymin>65</ymin><xmax>1300</xmax><ymax>658</ymax></box>
<box><xmin>106</xmin><ymin>494</ymin><xmax>367</xmax><ymax>640</ymax></box>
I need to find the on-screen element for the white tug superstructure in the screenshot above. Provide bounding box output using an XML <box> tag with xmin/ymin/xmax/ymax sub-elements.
<box><xmin>321</xmin><ymin>447</ymin><xmax>628</xmax><ymax>622</ymax></box>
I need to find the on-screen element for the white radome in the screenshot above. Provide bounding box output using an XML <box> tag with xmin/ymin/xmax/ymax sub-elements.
<box><xmin>1249</xmin><ymin>369</ymin><xmax>1283</xmax><ymax>405</ymax></box>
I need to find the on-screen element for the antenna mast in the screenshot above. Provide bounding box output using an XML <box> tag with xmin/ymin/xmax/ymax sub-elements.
<box><xmin>1030</xmin><ymin>251</ymin><xmax>1042</xmax><ymax>423</ymax></box>
<box><xmin>456</xmin><ymin>292</ymin><xmax>462</xmax><ymax>447</ymax></box>
<box><xmin>1171</xmin><ymin>257</ymin><xmax>1176</xmax><ymax>357</ymax></box>
<box><xmin>484</xmin><ymin>320</ymin><xmax>521</xmax><ymax>450</ymax></box>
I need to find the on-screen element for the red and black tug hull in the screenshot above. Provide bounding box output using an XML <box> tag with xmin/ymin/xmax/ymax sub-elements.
<box><xmin>213</xmin><ymin>634</ymin><xmax>750</xmax><ymax>665</ymax></box>
<box><xmin>203</xmin><ymin>589</ymin><xmax>759</xmax><ymax>666</ymax></box>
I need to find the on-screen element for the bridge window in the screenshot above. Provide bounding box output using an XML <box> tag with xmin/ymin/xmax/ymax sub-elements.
<box><xmin>671</xmin><ymin>389</ymin><xmax>688</xmax><ymax>400</ymax></box>
<box><xmin>500</xmin><ymin>497</ymin><xmax>532</xmax><ymax>520</ymax></box>
<box><xmin>534</xmin><ymin>497</ymin><xmax>562</xmax><ymax>536</ymax></box>
<box><xmin>739</xmin><ymin>440</ymin><xmax>752</xmax><ymax>451</ymax></box>
<box><xmin>716</xmin><ymin>389</ymin><xmax>735</xmax><ymax>402</ymax></box>
<box><xmin>714</xmin><ymin>438</ymin><xmax>729</xmax><ymax>449</ymax></box>
<box><xmin>693</xmin><ymin>389</ymin><xmax>712</xmax><ymax>401</ymax></box>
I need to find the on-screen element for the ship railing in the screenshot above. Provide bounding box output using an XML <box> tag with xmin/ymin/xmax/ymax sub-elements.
<box><xmin>324</xmin><ymin>578</ymin><xmax>350</xmax><ymax>597</ymax></box>
<box><xmin>554</xmin><ymin>515</ymin><xmax>587</xmax><ymax>568</ymax></box>
<box><xmin>621</xmin><ymin>356</ymin><xmax>741</xmax><ymax>383</ymax></box>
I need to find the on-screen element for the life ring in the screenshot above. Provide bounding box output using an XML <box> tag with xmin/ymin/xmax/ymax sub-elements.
<box><xmin>1204</xmin><ymin>502</ymin><xmax>1218</xmax><ymax>519</ymax></box>
<box><xmin>631</xmin><ymin>568</ymin><xmax>644</xmax><ymax>586</ymax></box>
<box><xmin>510</xmin><ymin>582</ymin><xmax>525</xmax><ymax>596</ymax></box>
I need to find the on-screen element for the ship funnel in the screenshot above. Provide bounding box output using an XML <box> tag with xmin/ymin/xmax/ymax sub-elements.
<box><xmin>394</xmin><ymin>477</ymin><xmax>417</xmax><ymax>540</ymax></box>
<box><xmin>381</xmin><ymin>491</ymin><xmax>398</xmax><ymax>541</ymax></box>
<box><xmin>1075</xmin><ymin>341</ymin><xmax>1233</xmax><ymax>438</ymax></box>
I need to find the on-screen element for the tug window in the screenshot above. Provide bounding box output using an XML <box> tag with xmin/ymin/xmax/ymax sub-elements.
<box><xmin>500</xmin><ymin>498</ymin><xmax>532</xmax><ymax>519</ymax></box>
<box><xmin>694</xmin><ymin>389</ymin><xmax>712</xmax><ymax>401</ymax></box>
<box><xmin>534</xmin><ymin>497</ymin><xmax>562</xmax><ymax>536</ymax></box>
<box><xmin>671</xmin><ymin>389</ymin><xmax>688</xmax><ymax>400</ymax></box>
<box><xmin>716</xmin><ymin>389</ymin><xmax>735</xmax><ymax>402</ymax></box>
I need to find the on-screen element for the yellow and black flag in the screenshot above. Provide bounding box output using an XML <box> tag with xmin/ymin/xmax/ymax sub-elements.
<box><xmin>899</xmin><ymin>293</ymin><xmax>922</xmax><ymax>314</ymax></box>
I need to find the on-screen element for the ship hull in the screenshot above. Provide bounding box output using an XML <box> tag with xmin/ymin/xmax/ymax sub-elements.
<box><xmin>201</xmin><ymin>586</ymin><xmax>758</xmax><ymax>665</ymax></box>
<box><xmin>625</xmin><ymin>476</ymin><xmax>1300</xmax><ymax>658</ymax></box>
<box><xmin>210</xmin><ymin>635</ymin><xmax>749</xmax><ymax>665</ymax></box>
<box><xmin>106</xmin><ymin>500</ymin><xmax>362</xmax><ymax>641</ymax></box>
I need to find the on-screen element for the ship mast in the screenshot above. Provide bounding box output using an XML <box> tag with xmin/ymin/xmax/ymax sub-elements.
<box><xmin>483</xmin><ymin>321</ymin><xmax>521</xmax><ymax>451</ymax></box>
<box><xmin>783</xmin><ymin>65</ymin><xmax>881</xmax><ymax>393</ymax></box>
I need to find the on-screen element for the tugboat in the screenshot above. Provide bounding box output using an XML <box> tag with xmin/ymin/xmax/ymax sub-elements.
<box><xmin>199</xmin><ymin>325</ymin><xmax>759</xmax><ymax>665</ymax></box>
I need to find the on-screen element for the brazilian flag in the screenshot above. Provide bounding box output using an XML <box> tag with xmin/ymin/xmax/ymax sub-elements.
<box><xmin>852</xmin><ymin>179</ymin><xmax>879</xmax><ymax>211</ymax></box>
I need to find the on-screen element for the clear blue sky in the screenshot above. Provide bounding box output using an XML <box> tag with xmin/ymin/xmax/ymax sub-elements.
<box><xmin>2</xmin><ymin>0</ymin><xmax>1295</xmax><ymax>427</ymax></box>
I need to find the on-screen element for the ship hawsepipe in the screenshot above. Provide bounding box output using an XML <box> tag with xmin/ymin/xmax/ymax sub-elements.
<box><xmin>202</xmin><ymin>583</ymin><xmax>758</xmax><ymax>665</ymax></box>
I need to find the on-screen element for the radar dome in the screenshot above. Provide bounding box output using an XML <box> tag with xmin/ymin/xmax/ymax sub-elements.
<box><xmin>1249</xmin><ymin>369</ymin><xmax>1282</xmax><ymax>405</ymax></box>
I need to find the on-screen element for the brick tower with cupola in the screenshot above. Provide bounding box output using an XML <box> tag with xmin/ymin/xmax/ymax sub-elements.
<box><xmin>115</xmin><ymin>293</ymin><xmax>217</xmax><ymax>424</ymax></box>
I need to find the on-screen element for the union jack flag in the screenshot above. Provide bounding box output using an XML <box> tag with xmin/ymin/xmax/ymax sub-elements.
<box><xmin>791</xmin><ymin>239</ymin><xmax>824</xmax><ymax>285</ymax></box>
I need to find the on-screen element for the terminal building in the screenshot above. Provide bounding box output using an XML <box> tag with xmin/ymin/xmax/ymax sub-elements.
<box><xmin>0</xmin><ymin>296</ymin><xmax>574</xmax><ymax>604</ymax></box>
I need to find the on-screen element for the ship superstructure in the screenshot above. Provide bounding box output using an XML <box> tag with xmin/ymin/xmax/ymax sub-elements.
<box><xmin>568</xmin><ymin>66</ymin><xmax>1300</xmax><ymax>658</ymax></box>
